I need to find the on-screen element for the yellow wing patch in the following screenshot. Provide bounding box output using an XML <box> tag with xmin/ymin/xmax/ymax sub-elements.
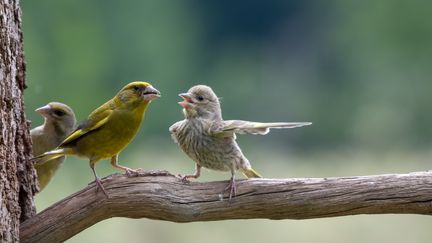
<box><xmin>60</xmin><ymin>110</ymin><xmax>112</xmax><ymax>146</ymax></box>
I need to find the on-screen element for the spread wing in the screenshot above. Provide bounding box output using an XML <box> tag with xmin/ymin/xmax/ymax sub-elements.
<box><xmin>59</xmin><ymin>104</ymin><xmax>113</xmax><ymax>147</ymax></box>
<box><xmin>211</xmin><ymin>120</ymin><xmax>312</xmax><ymax>136</ymax></box>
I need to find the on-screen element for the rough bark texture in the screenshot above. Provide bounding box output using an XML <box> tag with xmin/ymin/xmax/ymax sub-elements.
<box><xmin>20</xmin><ymin>171</ymin><xmax>432</xmax><ymax>243</ymax></box>
<box><xmin>0</xmin><ymin>0</ymin><xmax>37</xmax><ymax>242</ymax></box>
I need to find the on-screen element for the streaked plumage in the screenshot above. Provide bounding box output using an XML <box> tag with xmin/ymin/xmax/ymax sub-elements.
<box><xmin>170</xmin><ymin>85</ymin><xmax>311</xmax><ymax>200</ymax></box>
<box><xmin>31</xmin><ymin>102</ymin><xmax>76</xmax><ymax>192</ymax></box>
<box><xmin>33</xmin><ymin>81</ymin><xmax>161</xmax><ymax>197</ymax></box>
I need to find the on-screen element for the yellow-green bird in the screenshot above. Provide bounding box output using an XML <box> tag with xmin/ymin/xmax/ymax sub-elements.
<box><xmin>31</xmin><ymin>102</ymin><xmax>76</xmax><ymax>192</ymax></box>
<box><xmin>34</xmin><ymin>81</ymin><xmax>161</xmax><ymax>196</ymax></box>
<box><xmin>170</xmin><ymin>85</ymin><xmax>311</xmax><ymax>200</ymax></box>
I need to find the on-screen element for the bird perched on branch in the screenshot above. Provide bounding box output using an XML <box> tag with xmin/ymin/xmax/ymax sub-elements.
<box><xmin>31</xmin><ymin>102</ymin><xmax>76</xmax><ymax>192</ymax></box>
<box><xmin>33</xmin><ymin>81</ymin><xmax>161</xmax><ymax>197</ymax></box>
<box><xmin>169</xmin><ymin>85</ymin><xmax>311</xmax><ymax>200</ymax></box>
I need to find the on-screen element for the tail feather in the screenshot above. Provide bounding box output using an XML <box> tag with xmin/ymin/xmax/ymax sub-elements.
<box><xmin>32</xmin><ymin>148</ymin><xmax>71</xmax><ymax>165</ymax></box>
<box><xmin>242</xmin><ymin>168</ymin><xmax>262</xmax><ymax>178</ymax></box>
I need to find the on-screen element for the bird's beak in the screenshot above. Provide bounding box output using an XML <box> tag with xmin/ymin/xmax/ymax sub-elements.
<box><xmin>178</xmin><ymin>93</ymin><xmax>194</xmax><ymax>109</ymax></box>
<box><xmin>35</xmin><ymin>105</ymin><xmax>51</xmax><ymax>117</ymax></box>
<box><xmin>142</xmin><ymin>86</ymin><xmax>161</xmax><ymax>100</ymax></box>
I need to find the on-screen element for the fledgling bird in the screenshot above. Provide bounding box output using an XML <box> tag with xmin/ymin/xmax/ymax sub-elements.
<box><xmin>169</xmin><ymin>85</ymin><xmax>311</xmax><ymax>200</ymax></box>
<box><xmin>31</xmin><ymin>102</ymin><xmax>76</xmax><ymax>192</ymax></box>
<box><xmin>33</xmin><ymin>81</ymin><xmax>161</xmax><ymax>197</ymax></box>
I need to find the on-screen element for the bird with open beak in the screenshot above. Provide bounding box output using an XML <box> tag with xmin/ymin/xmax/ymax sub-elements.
<box><xmin>170</xmin><ymin>84</ymin><xmax>311</xmax><ymax>200</ymax></box>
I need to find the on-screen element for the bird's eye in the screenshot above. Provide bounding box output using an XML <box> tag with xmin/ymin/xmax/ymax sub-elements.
<box><xmin>197</xmin><ymin>95</ymin><xmax>204</xmax><ymax>101</ymax></box>
<box><xmin>133</xmin><ymin>86</ymin><xmax>140</xmax><ymax>91</ymax></box>
<box><xmin>53</xmin><ymin>110</ymin><xmax>65</xmax><ymax>116</ymax></box>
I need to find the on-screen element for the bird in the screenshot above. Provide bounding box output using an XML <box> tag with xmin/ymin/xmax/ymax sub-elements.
<box><xmin>169</xmin><ymin>85</ymin><xmax>311</xmax><ymax>200</ymax></box>
<box><xmin>31</xmin><ymin>102</ymin><xmax>76</xmax><ymax>192</ymax></box>
<box><xmin>33</xmin><ymin>81</ymin><xmax>161</xmax><ymax>197</ymax></box>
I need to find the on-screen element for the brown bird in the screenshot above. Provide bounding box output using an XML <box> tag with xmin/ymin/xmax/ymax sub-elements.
<box><xmin>169</xmin><ymin>85</ymin><xmax>311</xmax><ymax>200</ymax></box>
<box><xmin>31</xmin><ymin>102</ymin><xmax>76</xmax><ymax>192</ymax></box>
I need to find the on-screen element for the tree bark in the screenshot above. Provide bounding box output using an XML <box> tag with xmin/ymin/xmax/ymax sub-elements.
<box><xmin>0</xmin><ymin>0</ymin><xmax>36</xmax><ymax>242</ymax></box>
<box><xmin>20</xmin><ymin>171</ymin><xmax>432</xmax><ymax>243</ymax></box>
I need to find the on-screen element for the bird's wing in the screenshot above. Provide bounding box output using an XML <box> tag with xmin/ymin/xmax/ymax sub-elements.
<box><xmin>169</xmin><ymin>120</ymin><xmax>184</xmax><ymax>144</ymax></box>
<box><xmin>169</xmin><ymin>121</ymin><xmax>183</xmax><ymax>134</ymax></box>
<box><xmin>59</xmin><ymin>108</ymin><xmax>113</xmax><ymax>147</ymax></box>
<box><xmin>212</xmin><ymin>120</ymin><xmax>312</xmax><ymax>136</ymax></box>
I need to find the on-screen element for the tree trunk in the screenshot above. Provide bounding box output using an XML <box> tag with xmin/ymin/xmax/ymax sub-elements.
<box><xmin>0</xmin><ymin>0</ymin><xmax>36</xmax><ymax>242</ymax></box>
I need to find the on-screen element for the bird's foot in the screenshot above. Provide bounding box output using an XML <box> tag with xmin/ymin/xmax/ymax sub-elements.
<box><xmin>223</xmin><ymin>178</ymin><xmax>237</xmax><ymax>201</ymax></box>
<box><xmin>124</xmin><ymin>168</ymin><xmax>142</xmax><ymax>177</ymax></box>
<box><xmin>177</xmin><ymin>174</ymin><xmax>194</xmax><ymax>183</ymax></box>
<box><xmin>94</xmin><ymin>178</ymin><xmax>109</xmax><ymax>198</ymax></box>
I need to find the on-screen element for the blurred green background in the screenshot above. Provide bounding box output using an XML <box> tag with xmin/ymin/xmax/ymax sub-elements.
<box><xmin>22</xmin><ymin>0</ymin><xmax>432</xmax><ymax>242</ymax></box>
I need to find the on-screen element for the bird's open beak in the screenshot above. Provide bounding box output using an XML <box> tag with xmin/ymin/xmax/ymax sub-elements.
<box><xmin>35</xmin><ymin>105</ymin><xmax>51</xmax><ymax>117</ymax></box>
<box><xmin>142</xmin><ymin>86</ymin><xmax>161</xmax><ymax>100</ymax></box>
<box><xmin>178</xmin><ymin>93</ymin><xmax>194</xmax><ymax>109</ymax></box>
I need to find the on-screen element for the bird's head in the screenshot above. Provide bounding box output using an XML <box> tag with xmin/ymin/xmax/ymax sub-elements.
<box><xmin>36</xmin><ymin>102</ymin><xmax>77</xmax><ymax>134</ymax></box>
<box><xmin>178</xmin><ymin>85</ymin><xmax>222</xmax><ymax>120</ymax></box>
<box><xmin>116</xmin><ymin>81</ymin><xmax>161</xmax><ymax>107</ymax></box>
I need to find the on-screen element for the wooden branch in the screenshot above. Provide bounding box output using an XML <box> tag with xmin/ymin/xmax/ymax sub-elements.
<box><xmin>20</xmin><ymin>171</ymin><xmax>432</xmax><ymax>242</ymax></box>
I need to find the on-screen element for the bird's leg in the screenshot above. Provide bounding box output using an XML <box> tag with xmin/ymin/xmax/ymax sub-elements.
<box><xmin>179</xmin><ymin>164</ymin><xmax>201</xmax><ymax>183</ymax></box>
<box><xmin>224</xmin><ymin>169</ymin><xmax>236</xmax><ymax>201</ymax></box>
<box><xmin>110</xmin><ymin>155</ymin><xmax>139</xmax><ymax>176</ymax></box>
<box><xmin>89</xmin><ymin>161</ymin><xmax>109</xmax><ymax>198</ymax></box>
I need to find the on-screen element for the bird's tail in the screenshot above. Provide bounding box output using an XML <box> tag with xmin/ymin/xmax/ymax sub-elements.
<box><xmin>32</xmin><ymin>148</ymin><xmax>72</xmax><ymax>165</ymax></box>
<box><xmin>242</xmin><ymin>167</ymin><xmax>262</xmax><ymax>178</ymax></box>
